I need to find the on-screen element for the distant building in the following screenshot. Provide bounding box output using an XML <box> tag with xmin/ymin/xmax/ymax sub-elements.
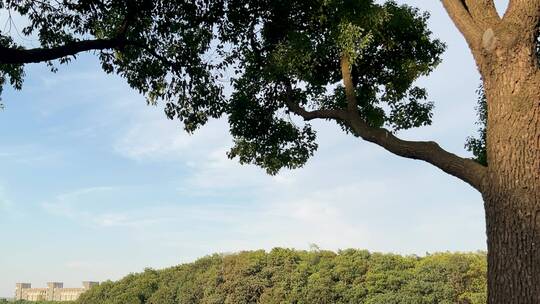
<box><xmin>15</xmin><ymin>282</ymin><xmax>99</xmax><ymax>301</ymax></box>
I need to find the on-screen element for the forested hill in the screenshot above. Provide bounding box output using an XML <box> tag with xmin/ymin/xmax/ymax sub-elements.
<box><xmin>77</xmin><ymin>249</ymin><xmax>486</xmax><ymax>304</ymax></box>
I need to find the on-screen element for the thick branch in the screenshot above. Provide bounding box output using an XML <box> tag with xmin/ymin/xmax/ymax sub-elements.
<box><xmin>338</xmin><ymin>49</ymin><xmax>486</xmax><ymax>190</ymax></box>
<box><xmin>0</xmin><ymin>0</ymin><xmax>136</xmax><ymax>65</ymax></box>
<box><xmin>503</xmin><ymin>0</ymin><xmax>540</xmax><ymax>32</ymax></box>
<box><xmin>0</xmin><ymin>38</ymin><xmax>125</xmax><ymax>64</ymax></box>
<box><xmin>345</xmin><ymin>113</ymin><xmax>487</xmax><ymax>191</ymax></box>
<box><xmin>463</xmin><ymin>0</ymin><xmax>500</xmax><ymax>28</ymax></box>
<box><xmin>287</xmin><ymin>58</ymin><xmax>489</xmax><ymax>191</ymax></box>
<box><xmin>340</xmin><ymin>54</ymin><xmax>357</xmax><ymax>112</ymax></box>
<box><xmin>441</xmin><ymin>0</ymin><xmax>482</xmax><ymax>49</ymax></box>
<box><xmin>285</xmin><ymin>100</ymin><xmax>346</xmax><ymax>121</ymax></box>
<box><xmin>285</xmin><ymin>91</ymin><xmax>487</xmax><ymax>190</ymax></box>
<box><xmin>283</xmin><ymin>80</ymin><xmax>347</xmax><ymax>121</ymax></box>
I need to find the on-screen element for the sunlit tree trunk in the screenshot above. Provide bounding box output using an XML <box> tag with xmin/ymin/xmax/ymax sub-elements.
<box><xmin>482</xmin><ymin>53</ymin><xmax>540</xmax><ymax>303</ymax></box>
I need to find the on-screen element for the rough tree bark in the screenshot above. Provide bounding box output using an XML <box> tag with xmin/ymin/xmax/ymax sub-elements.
<box><xmin>481</xmin><ymin>30</ymin><xmax>540</xmax><ymax>303</ymax></box>
<box><xmin>482</xmin><ymin>53</ymin><xmax>540</xmax><ymax>303</ymax></box>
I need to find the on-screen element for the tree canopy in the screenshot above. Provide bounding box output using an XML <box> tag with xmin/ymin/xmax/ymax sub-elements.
<box><xmin>0</xmin><ymin>0</ymin><xmax>225</xmax><ymax>113</ymax></box>
<box><xmin>220</xmin><ymin>0</ymin><xmax>444</xmax><ymax>174</ymax></box>
<box><xmin>0</xmin><ymin>0</ymin><xmax>452</xmax><ymax>176</ymax></box>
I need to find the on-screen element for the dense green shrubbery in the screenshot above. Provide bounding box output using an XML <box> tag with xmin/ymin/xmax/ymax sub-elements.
<box><xmin>78</xmin><ymin>249</ymin><xmax>486</xmax><ymax>304</ymax></box>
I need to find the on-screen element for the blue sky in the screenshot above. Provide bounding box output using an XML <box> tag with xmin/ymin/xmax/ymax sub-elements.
<box><xmin>0</xmin><ymin>0</ymin><xmax>508</xmax><ymax>298</ymax></box>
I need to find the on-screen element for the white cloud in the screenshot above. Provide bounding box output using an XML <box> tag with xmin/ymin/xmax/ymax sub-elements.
<box><xmin>98</xmin><ymin>86</ymin><xmax>486</xmax><ymax>254</ymax></box>
<box><xmin>38</xmin><ymin>70</ymin><xmax>107</xmax><ymax>90</ymax></box>
<box><xmin>0</xmin><ymin>144</ymin><xmax>64</xmax><ymax>166</ymax></box>
<box><xmin>41</xmin><ymin>186</ymin><xmax>117</xmax><ymax>221</ymax></box>
<box><xmin>114</xmin><ymin>118</ymin><xmax>194</xmax><ymax>161</ymax></box>
<box><xmin>112</xmin><ymin>102</ymin><xmax>232</xmax><ymax>164</ymax></box>
<box><xmin>41</xmin><ymin>145</ymin><xmax>485</xmax><ymax>255</ymax></box>
<box><xmin>92</xmin><ymin>211</ymin><xmax>173</xmax><ymax>228</ymax></box>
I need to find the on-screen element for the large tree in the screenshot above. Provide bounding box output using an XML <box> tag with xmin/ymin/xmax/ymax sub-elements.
<box><xmin>0</xmin><ymin>1</ymin><xmax>538</xmax><ymax>303</ymax></box>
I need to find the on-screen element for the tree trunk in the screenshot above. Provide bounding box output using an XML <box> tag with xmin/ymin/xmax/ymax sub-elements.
<box><xmin>481</xmin><ymin>44</ymin><xmax>540</xmax><ymax>303</ymax></box>
<box><xmin>484</xmin><ymin>190</ymin><xmax>540</xmax><ymax>303</ymax></box>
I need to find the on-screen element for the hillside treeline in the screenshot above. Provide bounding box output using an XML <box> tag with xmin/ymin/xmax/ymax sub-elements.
<box><xmin>78</xmin><ymin>249</ymin><xmax>486</xmax><ymax>304</ymax></box>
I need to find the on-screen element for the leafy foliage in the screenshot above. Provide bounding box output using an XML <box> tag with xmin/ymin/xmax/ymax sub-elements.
<box><xmin>77</xmin><ymin>249</ymin><xmax>486</xmax><ymax>304</ymax></box>
<box><xmin>465</xmin><ymin>85</ymin><xmax>487</xmax><ymax>166</ymax></box>
<box><xmin>0</xmin><ymin>34</ymin><xmax>24</xmax><ymax>108</ymax></box>
<box><xmin>0</xmin><ymin>0</ymin><xmax>225</xmax><ymax>122</ymax></box>
<box><xmin>219</xmin><ymin>0</ymin><xmax>444</xmax><ymax>173</ymax></box>
<box><xmin>0</xmin><ymin>0</ymin><xmax>444</xmax><ymax>174</ymax></box>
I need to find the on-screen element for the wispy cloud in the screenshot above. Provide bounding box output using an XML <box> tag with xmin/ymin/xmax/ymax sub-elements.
<box><xmin>113</xmin><ymin>118</ymin><xmax>195</xmax><ymax>162</ymax></box>
<box><xmin>0</xmin><ymin>144</ymin><xmax>64</xmax><ymax>166</ymax></box>
<box><xmin>113</xmin><ymin>111</ymin><xmax>231</xmax><ymax>163</ymax></box>
<box><xmin>41</xmin><ymin>186</ymin><xmax>118</xmax><ymax>221</ymax></box>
